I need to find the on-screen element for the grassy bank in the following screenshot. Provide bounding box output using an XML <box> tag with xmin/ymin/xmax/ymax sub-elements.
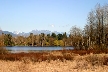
<box><xmin>0</xmin><ymin>49</ymin><xmax>108</xmax><ymax>61</ymax></box>
<box><xmin>0</xmin><ymin>53</ymin><xmax>108</xmax><ymax>72</ymax></box>
<box><xmin>0</xmin><ymin>50</ymin><xmax>108</xmax><ymax>72</ymax></box>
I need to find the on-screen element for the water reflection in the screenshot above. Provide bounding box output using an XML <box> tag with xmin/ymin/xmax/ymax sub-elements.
<box><xmin>6</xmin><ymin>46</ymin><xmax>73</xmax><ymax>53</ymax></box>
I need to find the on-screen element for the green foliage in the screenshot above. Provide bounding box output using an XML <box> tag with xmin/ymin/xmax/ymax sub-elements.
<box><xmin>57</xmin><ymin>34</ymin><xmax>63</xmax><ymax>40</ymax></box>
<box><xmin>47</xmin><ymin>34</ymin><xmax>50</xmax><ymax>37</ymax></box>
<box><xmin>45</xmin><ymin>42</ymin><xmax>50</xmax><ymax>46</ymax></box>
<box><xmin>4</xmin><ymin>34</ymin><xmax>13</xmax><ymax>46</ymax></box>
<box><xmin>59</xmin><ymin>40</ymin><xmax>64</xmax><ymax>46</ymax></box>
<box><xmin>54</xmin><ymin>40</ymin><xmax>59</xmax><ymax>46</ymax></box>
<box><xmin>53</xmin><ymin>40</ymin><xmax>64</xmax><ymax>46</ymax></box>
<box><xmin>51</xmin><ymin>33</ymin><xmax>57</xmax><ymax>39</ymax></box>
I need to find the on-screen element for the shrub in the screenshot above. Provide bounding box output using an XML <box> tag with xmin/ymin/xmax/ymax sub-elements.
<box><xmin>0</xmin><ymin>47</ymin><xmax>9</xmax><ymax>54</ymax></box>
<box><xmin>0</xmin><ymin>41</ymin><xmax>9</xmax><ymax>54</ymax></box>
<box><xmin>85</xmin><ymin>54</ymin><xmax>106</xmax><ymax>66</ymax></box>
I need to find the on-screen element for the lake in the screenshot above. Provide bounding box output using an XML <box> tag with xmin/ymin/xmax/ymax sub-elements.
<box><xmin>6</xmin><ymin>46</ymin><xmax>74</xmax><ymax>53</ymax></box>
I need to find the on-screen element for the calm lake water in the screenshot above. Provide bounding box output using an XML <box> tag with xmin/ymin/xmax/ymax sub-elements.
<box><xmin>6</xmin><ymin>46</ymin><xmax>74</xmax><ymax>53</ymax></box>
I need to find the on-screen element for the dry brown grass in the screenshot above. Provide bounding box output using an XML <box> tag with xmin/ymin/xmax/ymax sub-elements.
<box><xmin>1</xmin><ymin>49</ymin><xmax>108</xmax><ymax>62</ymax></box>
<box><xmin>0</xmin><ymin>49</ymin><xmax>108</xmax><ymax>72</ymax></box>
<box><xmin>0</xmin><ymin>53</ymin><xmax>108</xmax><ymax>72</ymax></box>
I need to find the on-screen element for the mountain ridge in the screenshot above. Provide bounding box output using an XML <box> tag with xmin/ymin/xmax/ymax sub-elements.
<box><xmin>0</xmin><ymin>30</ymin><xmax>69</xmax><ymax>37</ymax></box>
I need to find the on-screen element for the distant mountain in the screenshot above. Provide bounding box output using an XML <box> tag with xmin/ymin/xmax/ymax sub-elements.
<box><xmin>30</xmin><ymin>30</ymin><xmax>52</xmax><ymax>35</ymax></box>
<box><xmin>0</xmin><ymin>29</ymin><xmax>69</xmax><ymax>37</ymax></box>
<box><xmin>13</xmin><ymin>30</ymin><xmax>62</xmax><ymax>36</ymax></box>
<box><xmin>0</xmin><ymin>30</ymin><xmax>16</xmax><ymax>36</ymax></box>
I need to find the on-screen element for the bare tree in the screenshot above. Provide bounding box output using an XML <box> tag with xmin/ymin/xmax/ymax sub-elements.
<box><xmin>70</xmin><ymin>26</ymin><xmax>83</xmax><ymax>49</ymax></box>
<box><xmin>84</xmin><ymin>4</ymin><xmax>108</xmax><ymax>50</ymax></box>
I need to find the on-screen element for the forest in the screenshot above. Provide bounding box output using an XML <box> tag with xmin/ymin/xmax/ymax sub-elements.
<box><xmin>0</xmin><ymin>32</ymin><xmax>69</xmax><ymax>47</ymax></box>
<box><xmin>1</xmin><ymin>4</ymin><xmax>108</xmax><ymax>50</ymax></box>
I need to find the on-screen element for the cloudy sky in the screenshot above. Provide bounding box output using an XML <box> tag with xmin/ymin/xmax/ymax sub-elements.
<box><xmin>0</xmin><ymin>0</ymin><xmax>108</xmax><ymax>33</ymax></box>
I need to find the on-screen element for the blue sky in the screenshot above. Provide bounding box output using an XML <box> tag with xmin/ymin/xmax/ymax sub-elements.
<box><xmin>0</xmin><ymin>0</ymin><xmax>108</xmax><ymax>33</ymax></box>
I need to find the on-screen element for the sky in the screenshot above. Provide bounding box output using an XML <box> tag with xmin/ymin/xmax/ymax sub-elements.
<box><xmin>0</xmin><ymin>0</ymin><xmax>108</xmax><ymax>33</ymax></box>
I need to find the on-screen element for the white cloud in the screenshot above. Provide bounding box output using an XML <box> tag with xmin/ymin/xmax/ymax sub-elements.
<box><xmin>51</xmin><ymin>24</ymin><xmax>54</xmax><ymax>27</ymax></box>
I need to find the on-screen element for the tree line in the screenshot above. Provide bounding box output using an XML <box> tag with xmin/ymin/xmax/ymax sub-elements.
<box><xmin>0</xmin><ymin>32</ymin><xmax>72</xmax><ymax>47</ymax></box>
